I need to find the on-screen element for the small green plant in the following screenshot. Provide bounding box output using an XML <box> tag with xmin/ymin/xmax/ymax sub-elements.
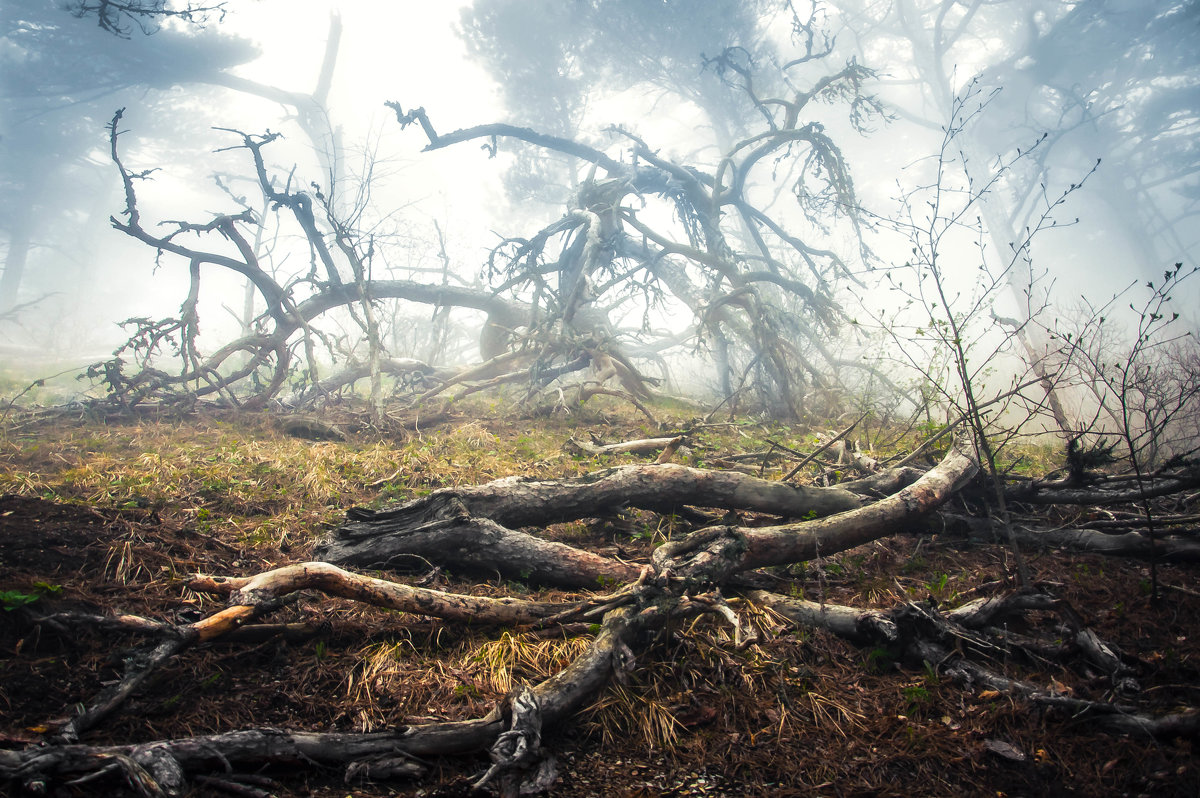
<box><xmin>902</xmin><ymin>684</ymin><xmax>932</xmax><ymax>713</ymax></box>
<box><xmin>921</xmin><ymin>660</ymin><xmax>939</xmax><ymax>685</ymax></box>
<box><xmin>0</xmin><ymin>590</ymin><xmax>41</xmax><ymax>611</ymax></box>
<box><xmin>453</xmin><ymin>684</ymin><xmax>481</xmax><ymax>699</ymax></box>
<box><xmin>1</xmin><ymin>582</ymin><xmax>61</xmax><ymax>611</ymax></box>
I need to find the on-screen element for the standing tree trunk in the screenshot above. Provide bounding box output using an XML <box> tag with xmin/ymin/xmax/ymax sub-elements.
<box><xmin>1</xmin><ymin>182</ymin><xmax>40</xmax><ymax>312</ymax></box>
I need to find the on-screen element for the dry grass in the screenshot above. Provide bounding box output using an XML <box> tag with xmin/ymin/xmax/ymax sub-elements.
<box><xmin>11</xmin><ymin>398</ymin><xmax>1191</xmax><ymax>798</ymax></box>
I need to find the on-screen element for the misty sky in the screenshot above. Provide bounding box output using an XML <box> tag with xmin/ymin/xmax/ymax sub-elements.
<box><xmin>1</xmin><ymin>1</ymin><xmax>1196</xmax><ymax>412</ymax></box>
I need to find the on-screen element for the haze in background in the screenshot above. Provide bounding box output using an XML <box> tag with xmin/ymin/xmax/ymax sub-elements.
<box><xmin>1</xmin><ymin>1</ymin><xmax>1196</xmax><ymax>403</ymax></box>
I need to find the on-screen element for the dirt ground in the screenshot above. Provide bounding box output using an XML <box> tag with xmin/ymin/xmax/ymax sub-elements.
<box><xmin>1</xmin><ymin>410</ymin><xmax>1198</xmax><ymax>797</ymax></box>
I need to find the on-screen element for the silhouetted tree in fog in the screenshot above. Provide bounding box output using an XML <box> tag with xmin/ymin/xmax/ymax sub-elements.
<box><xmin>0</xmin><ymin>1</ymin><xmax>255</xmax><ymax>319</ymax></box>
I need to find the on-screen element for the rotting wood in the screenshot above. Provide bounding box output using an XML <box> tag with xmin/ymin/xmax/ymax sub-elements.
<box><xmin>318</xmin><ymin>463</ymin><xmax>873</xmax><ymax>573</ymax></box>
<box><xmin>317</xmin><ymin>448</ymin><xmax>973</xmax><ymax>587</ymax></box>
<box><xmin>338</xmin><ymin>462</ymin><xmax>869</xmax><ymax>528</ymax></box>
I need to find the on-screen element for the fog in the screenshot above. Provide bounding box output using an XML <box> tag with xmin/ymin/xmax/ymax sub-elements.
<box><xmin>2</xmin><ymin>0</ymin><xmax>1197</xmax><ymax>424</ymax></box>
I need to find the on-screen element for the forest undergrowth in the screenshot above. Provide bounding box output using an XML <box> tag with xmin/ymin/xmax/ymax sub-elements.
<box><xmin>0</xmin><ymin>397</ymin><xmax>1197</xmax><ymax>797</ymax></box>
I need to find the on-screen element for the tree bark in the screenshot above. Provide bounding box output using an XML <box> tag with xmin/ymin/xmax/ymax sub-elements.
<box><xmin>190</xmin><ymin>561</ymin><xmax>575</xmax><ymax>625</ymax></box>
<box><xmin>316</xmin><ymin>515</ymin><xmax>642</xmax><ymax>588</ymax></box>
<box><xmin>334</xmin><ymin>463</ymin><xmax>868</xmax><ymax>531</ymax></box>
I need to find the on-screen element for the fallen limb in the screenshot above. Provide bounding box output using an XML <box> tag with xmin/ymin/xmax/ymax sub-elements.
<box><xmin>320</xmin><ymin>463</ymin><xmax>871</xmax><ymax>573</ymax></box>
<box><xmin>650</xmin><ymin>444</ymin><xmax>979</xmax><ymax>579</ymax></box>
<box><xmin>923</xmin><ymin>640</ymin><xmax>1200</xmax><ymax>739</ymax></box>
<box><xmin>190</xmin><ymin>561</ymin><xmax>579</xmax><ymax>625</ymax></box>
<box><xmin>2</xmin><ymin>602</ymin><xmax>664</xmax><ymax>793</ymax></box>
<box><xmin>563</xmin><ymin>435</ymin><xmax>685</xmax><ymax>458</ymax></box>
<box><xmin>747</xmin><ymin>589</ymin><xmax>1193</xmax><ymax>740</ymax></box>
<box><xmin>949</xmin><ymin>514</ymin><xmax>1200</xmax><ymax>562</ymax></box>
<box><xmin>55</xmin><ymin>594</ymin><xmax>295</xmax><ymax>742</ymax></box>
<box><xmin>743</xmin><ymin>590</ymin><xmax>898</xmax><ymax>645</ymax></box>
<box><xmin>316</xmin><ymin>515</ymin><xmax>642</xmax><ymax>587</ymax></box>
<box><xmin>42</xmin><ymin>564</ymin><xmax>607</xmax><ymax>747</ymax></box>
<box><xmin>1009</xmin><ymin>467</ymin><xmax>1200</xmax><ymax>505</ymax></box>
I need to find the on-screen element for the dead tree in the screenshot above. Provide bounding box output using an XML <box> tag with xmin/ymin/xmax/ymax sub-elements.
<box><xmin>93</xmin><ymin>50</ymin><xmax>886</xmax><ymax>420</ymax></box>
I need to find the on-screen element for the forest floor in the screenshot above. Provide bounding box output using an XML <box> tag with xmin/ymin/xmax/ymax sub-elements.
<box><xmin>0</xmin><ymin>402</ymin><xmax>1197</xmax><ymax>797</ymax></box>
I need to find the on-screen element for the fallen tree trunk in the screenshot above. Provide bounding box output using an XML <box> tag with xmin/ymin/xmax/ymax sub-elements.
<box><xmin>649</xmin><ymin>444</ymin><xmax>980</xmax><ymax>581</ymax></box>
<box><xmin>333</xmin><ymin>462</ymin><xmax>870</xmax><ymax>531</ymax></box>
<box><xmin>317</xmin><ymin>453</ymin><xmax>967</xmax><ymax>585</ymax></box>
<box><xmin>316</xmin><ymin>515</ymin><xmax>642</xmax><ymax>587</ymax></box>
<box><xmin>734</xmin><ymin>444</ymin><xmax>978</xmax><ymax>571</ymax></box>
<box><xmin>945</xmin><ymin>512</ymin><xmax>1200</xmax><ymax>562</ymax></box>
<box><xmin>15</xmin><ymin>439</ymin><xmax>1198</xmax><ymax>796</ymax></box>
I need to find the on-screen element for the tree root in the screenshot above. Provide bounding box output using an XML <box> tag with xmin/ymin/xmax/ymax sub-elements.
<box><xmin>9</xmin><ymin>444</ymin><xmax>1197</xmax><ymax>795</ymax></box>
